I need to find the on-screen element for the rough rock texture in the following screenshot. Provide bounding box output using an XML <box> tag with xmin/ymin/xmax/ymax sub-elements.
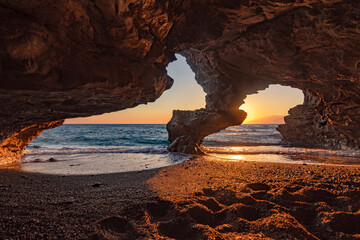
<box><xmin>0</xmin><ymin>120</ymin><xmax>64</xmax><ymax>165</ymax></box>
<box><xmin>278</xmin><ymin>91</ymin><xmax>359</xmax><ymax>149</ymax></box>
<box><xmin>0</xmin><ymin>0</ymin><xmax>175</xmax><ymax>163</ymax></box>
<box><xmin>167</xmin><ymin>109</ymin><xmax>246</xmax><ymax>154</ymax></box>
<box><xmin>168</xmin><ymin>0</ymin><xmax>360</xmax><ymax>152</ymax></box>
<box><xmin>0</xmin><ymin>0</ymin><xmax>359</xmax><ymax>162</ymax></box>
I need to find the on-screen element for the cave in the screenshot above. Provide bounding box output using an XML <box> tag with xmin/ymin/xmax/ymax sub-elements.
<box><xmin>19</xmin><ymin>55</ymin><xmax>206</xmax><ymax>174</ymax></box>
<box><xmin>1</xmin><ymin>1</ymin><xmax>360</xmax><ymax>239</ymax></box>
<box><xmin>1</xmin><ymin>1</ymin><xmax>359</xmax><ymax>164</ymax></box>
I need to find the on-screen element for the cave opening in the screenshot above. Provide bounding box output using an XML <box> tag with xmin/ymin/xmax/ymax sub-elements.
<box><xmin>239</xmin><ymin>84</ymin><xmax>304</xmax><ymax>125</ymax></box>
<box><xmin>64</xmin><ymin>54</ymin><xmax>206</xmax><ymax>124</ymax></box>
<box><xmin>202</xmin><ymin>85</ymin><xmax>306</xmax><ymax>163</ymax></box>
<box><xmin>1</xmin><ymin>2</ymin><xmax>360</xmax><ymax>239</ymax></box>
<box><xmin>20</xmin><ymin>55</ymin><xmax>206</xmax><ymax>174</ymax></box>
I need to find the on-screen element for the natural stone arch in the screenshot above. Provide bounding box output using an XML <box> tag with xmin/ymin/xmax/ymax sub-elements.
<box><xmin>0</xmin><ymin>0</ymin><xmax>359</xmax><ymax>164</ymax></box>
<box><xmin>166</xmin><ymin>1</ymin><xmax>360</xmax><ymax>153</ymax></box>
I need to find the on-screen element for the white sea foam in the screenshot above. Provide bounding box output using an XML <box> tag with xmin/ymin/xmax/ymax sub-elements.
<box><xmin>24</xmin><ymin>146</ymin><xmax>168</xmax><ymax>156</ymax></box>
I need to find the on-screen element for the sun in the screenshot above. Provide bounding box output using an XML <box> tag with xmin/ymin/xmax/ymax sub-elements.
<box><xmin>239</xmin><ymin>104</ymin><xmax>256</xmax><ymax>124</ymax></box>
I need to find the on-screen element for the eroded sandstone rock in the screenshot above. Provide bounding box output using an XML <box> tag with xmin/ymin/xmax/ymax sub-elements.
<box><xmin>170</xmin><ymin>1</ymin><xmax>360</xmax><ymax>152</ymax></box>
<box><xmin>0</xmin><ymin>120</ymin><xmax>64</xmax><ymax>165</ymax></box>
<box><xmin>278</xmin><ymin>92</ymin><xmax>360</xmax><ymax>149</ymax></box>
<box><xmin>167</xmin><ymin>109</ymin><xmax>247</xmax><ymax>154</ymax></box>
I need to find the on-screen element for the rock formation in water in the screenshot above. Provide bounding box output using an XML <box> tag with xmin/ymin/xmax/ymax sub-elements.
<box><xmin>167</xmin><ymin>109</ymin><xmax>247</xmax><ymax>154</ymax></box>
<box><xmin>0</xmin><ymin>0</ymin><xmax>359</xmax><ymax>163</ymax></box>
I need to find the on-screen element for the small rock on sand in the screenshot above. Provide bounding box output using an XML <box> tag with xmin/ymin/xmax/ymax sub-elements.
<box><xmin>91</xmin><ymin>183</ymin><xmax>101</xmax><ymax>187</ymax></box>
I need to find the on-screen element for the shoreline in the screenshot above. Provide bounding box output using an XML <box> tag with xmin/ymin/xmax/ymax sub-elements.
<box><xmin>1</xmin><ymin>157</ymin><xmax>360</xmax><ymax>239</ymax></box>
<box><xmin>7</xmin><ymin>151</ymin><xmax>360</xmax><ymax>176</ymax></box>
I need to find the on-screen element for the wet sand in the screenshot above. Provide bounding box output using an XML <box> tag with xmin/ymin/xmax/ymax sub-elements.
<box><xmin>1</xmin><ymin>157</ymin><xmax>360</xmax><ymax>239</ymax></box>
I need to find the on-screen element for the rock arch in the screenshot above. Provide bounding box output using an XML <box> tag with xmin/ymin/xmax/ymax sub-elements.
<box><xmin>0</xmin><ymin>0</ymin><xmax>359</xmax><ymax>163</ymax></box>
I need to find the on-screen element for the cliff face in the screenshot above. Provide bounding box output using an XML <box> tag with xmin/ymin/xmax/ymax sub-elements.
<box><xmin>278</xmin><ymin>92</ymin><xmax>360</xmax><ymax>149</ymax></box>
<box><xmin>0</xmin><ymin>0</ymin><xmax>359</xmax><ymax>163</ymax></box>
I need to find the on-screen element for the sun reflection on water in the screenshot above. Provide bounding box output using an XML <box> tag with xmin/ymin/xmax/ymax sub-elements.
<box><xmin>209</xmin><ymin>153</ymin><xmax>245</xmax><ymax>161</ymax></box>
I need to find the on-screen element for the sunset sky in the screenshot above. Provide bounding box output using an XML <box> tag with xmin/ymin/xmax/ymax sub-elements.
<box><xmin>65</xmin><ymin>55</ymin><xmax>304</xmax><ymax>124</ymax></box>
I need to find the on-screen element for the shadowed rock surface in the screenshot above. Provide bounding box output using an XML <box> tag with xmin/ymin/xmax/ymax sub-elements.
<box><xmin>167</xmin><ymin>109</ymin><xmax>247</xmax><ymax>154</ymax></box>
<box><xmin>0</xmin><ymin>0</ymin><xmax>359</xmax><ymax>162</ymax></box>
<box><xmin>278</xmin><ymin>91</ymin><xmax>360</xmax><ymax>149</ymax></box>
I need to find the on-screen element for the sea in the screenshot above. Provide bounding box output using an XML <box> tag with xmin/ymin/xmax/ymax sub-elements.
<box><xmin>21</xmin><ymin>124</ymin><xmax>360</xmax><ymax>175</ymax></box>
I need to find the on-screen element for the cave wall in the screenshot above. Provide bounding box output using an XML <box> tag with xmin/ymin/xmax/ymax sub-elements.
<box><xmin>169</xmin><ymin>0</ymin><xmax>360</xmax><ymax>152</ymax></box>
<box><xmin>0</xmin><ymin>0</ymin><xmax>176</xmax><ymax>148</ymax></box>
<box><xmin>0</xmin><ymin>0</ymin><xmax>359</xmax><ymax>163</ymax></box>
<box><xmin>0</xmin><ymin>120</ymin><xmax>64</xmax><ymax>165</ymax></box>
<box><xmin>278</xmin><ymin>91</ymin><xmax>360</xmax><ymax>149</ymax></box>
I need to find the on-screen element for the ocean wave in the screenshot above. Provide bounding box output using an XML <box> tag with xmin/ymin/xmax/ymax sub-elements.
<box><xmin>134</xmin><ymin>139</ymin><xmax>170</xmax><ymax>145</ymax></box>
<box><xmin>24</xmin><ymin>145</ymin><xmax>360</xmax><ymax>159</ymax></box>
<box><xmin>24</xmin><ymin>146</ymin><xmax>169</xmax><ymax>155</ymax></box>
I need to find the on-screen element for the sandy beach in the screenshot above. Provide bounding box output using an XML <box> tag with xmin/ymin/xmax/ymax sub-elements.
<box><xmin>0</xmin><ymin>165</ymin><xmax>157</xmax><ymax>239</ymax></box>
<box><xmin>1</xmin><ymin>157</ymin><xmax>359</xmax><ymax>239</ymax></box>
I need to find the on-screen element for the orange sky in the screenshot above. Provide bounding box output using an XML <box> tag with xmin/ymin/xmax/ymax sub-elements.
<box><xmin>65</xmin><ymin>55</ymin><xmax>304</xmax><ymax>124</ymax></box>
<box><xmin>240</xmin><ymin>84</ymin><xmax>303</xmax><ymax>123</ymax></box>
